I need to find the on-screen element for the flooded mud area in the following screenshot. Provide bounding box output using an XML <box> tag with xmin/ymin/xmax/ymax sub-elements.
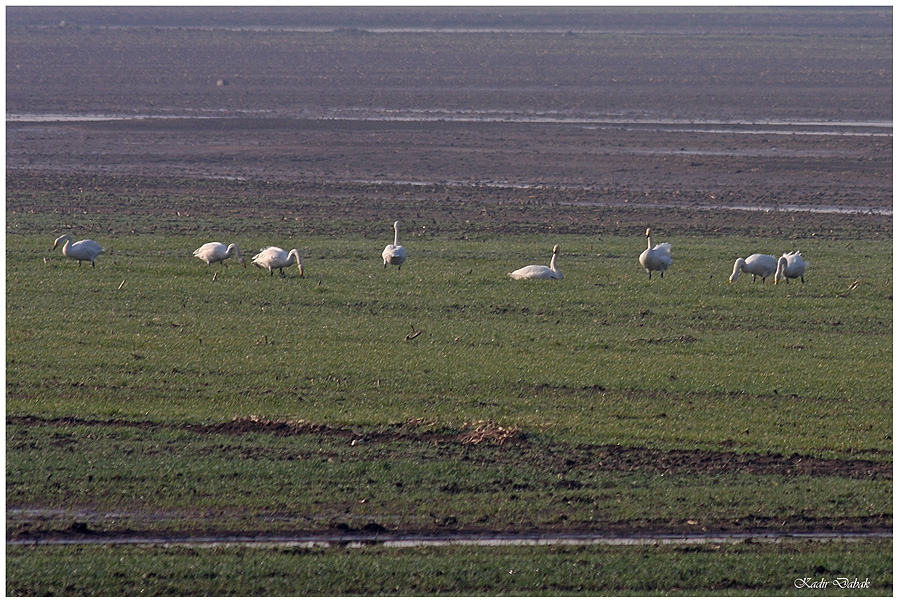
<box><xmin>6</xmin><ymin>8</ymin><xmax>892</xmax><ymax>545</ymax></box>
<box><xmin>6</xmin><ymin>6</ymin><xmax>893</xmax><ymax>223</ymax></box>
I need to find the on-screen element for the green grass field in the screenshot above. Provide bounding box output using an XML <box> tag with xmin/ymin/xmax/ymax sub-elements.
<box><xmin>6</xmin><ymin>202</ymin><xmax>892</xmax><ymax>595</ymax></box>
<box><xmin>8</xmin><ymin>232</ymin><xmax>891</xmax><ymax>442</ymax></box>
<box><xmin>7</xmin><ymin>540</ymin><xmax>893</xmax><ymax>596</ymax></box>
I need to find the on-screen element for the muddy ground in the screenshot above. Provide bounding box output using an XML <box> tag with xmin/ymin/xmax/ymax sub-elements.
<box><xmin>7</xmin><ymin>6</ymin><xmax>892</xmax><ymax>217</ymax></box>
<box><xmin>6</xmin><ymin>8</ymin><xmax>892</xmax><ymax>541</ymax></box>
<box><xmin>7</xmin><ymin>415</ymin><xmax>893</xmax><ymax>542</ymax></box>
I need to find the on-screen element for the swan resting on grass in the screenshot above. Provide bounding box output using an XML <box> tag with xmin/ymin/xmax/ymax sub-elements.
<box><xmin>193</xmin><ymin>242</ymin><xmax>246</xmax><ymax>267</ymax></box>
<box><xmin>509</xmin><ymin>245</ymin><xmax>563</xmax><ymax>280</ymax></box>
<box><xmin>638</xmin><ymin>228</ymin><xmax>673</xmax><ymax>279</ymax></box>
<box><xmin>729</xmin><ymin>254</ymin><xmax>778</xmax><ymax>284</ymax></box>
<box><xmin>252</xmin><ymin>247</ymin><xmax>305</xmax><ymax>277</ymax></box>
<box><xmin>774</xmin><ymin>251</ymin><xmax>809</xmax><ymax>284</ymax></box>
<box><xmin>52</xmin><ymin>234</ymin><xmax>105</xmax><ymax>267</ymax></box>
<box><xmin>382</xmin><ymin>220</ymin><xmax>407</xmax><ymax>270</ymax></box>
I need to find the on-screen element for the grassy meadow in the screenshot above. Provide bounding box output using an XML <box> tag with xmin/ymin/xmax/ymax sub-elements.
<box><xmin>7</xmin><ymin>231</ymin><xmax>891</xmax><ymax>447</ymax></box>
<box><xmin>6</xmin><ymin>194</ymin><xmax>892</xmax><ymax>595</ymax></box>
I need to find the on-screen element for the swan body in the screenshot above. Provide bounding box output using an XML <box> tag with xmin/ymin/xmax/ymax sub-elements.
<box><xmin>193</xmin><ymin>242</ymin><xmax>246</xmax><ymax>267</ymax></box>
<box><xmin>729</xmin><ymin>253</ymin><xmax>778</xmax><ymax>283</ymax></box>
<box><xmin>252</xmin><ymin>246</ymin><xmax>304</xmax><ymax>277</ymax></box>
<box><xmin>638</xmin><ymin>228</ymin><xmax>673</xmax><ymax>279</ymax></box>
<box><xmin>774</xmin><ymin>251</ymin><xmax>809</xmax><ymax>284</ymax></box>
<box><xmin>509</xmin><ymin>245</ymin><xmax>563</xmax><ymax>280</ymax></box>
<box><xmin>53</xmin><ymin>234</ymin><xmax>105</xmax><ymax>267</ymax></box>
<box><xmin>382</xmin><ymin>220</ymin><xmax>407</xmax><ymax>270</ymax></box>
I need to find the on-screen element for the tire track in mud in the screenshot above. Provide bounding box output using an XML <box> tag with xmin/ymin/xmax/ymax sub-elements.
<box><xmin>8</xmin><ymin>528</ymin><xmax>892</xmax><ymax>548</ymax></box>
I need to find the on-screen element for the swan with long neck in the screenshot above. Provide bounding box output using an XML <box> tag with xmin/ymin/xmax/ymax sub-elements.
<box><xmin>252</xmin><ymin>247</ymin><xmax>304</xmax><ymax>277</ymax></box>
<box><xmin>382</xmin><ymin>221</ymin><xmax>407</xmax><ymax>270</ymax></box>
<box><xmin>638</xmin><ymin>228</ymin><xmax>673</xmax><ymax>279</ymax></box>
<box><xmin>52</xmin><ymin>234</ymin><xmax>105</xmax><ymax>267</ymax></box>
<box><xmin>729</xmin><ymin>254</ymin><xmax>778</xmax><ymax>283</ymax></box>
<box><xmin>774</xmin><ymin>251</ymin><xmax>808</xmax><ymax>284</ymax></box>
<box><xmin>509</xmin><ymin>245</ymin><xmax>563</xmax><ymax>280</ymax></box>
<box><xmin>193</xmin><ymin>242</ymin><xmax>246</xmax><ymax>267</ymax></box>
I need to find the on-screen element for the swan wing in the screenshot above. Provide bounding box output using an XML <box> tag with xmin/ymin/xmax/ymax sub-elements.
<box><xmin>746</xmin><ymin>254</ymin><xmax>778</xmax><ymax>278</ymax></box>
<box><xmin>252</xmin><ymin>247</ymin><xmax>287</xmax><ymax>267</ymax></box>
<box><xmin>509</xmin><ymin>265</ymin><xmax>554</xmax><ymax>280</ymax></box>
<box><xmin>652</xmin><ymin>242</ymin><xmax>673</xmax><ymax>263</ymax></box>
<box><xmin>194</xmin><ymin>242</ymin><xmax>227</xmax><ymax>262</ymax></box>
<box><xmin>781</xmin><ymin>251</ymin><xmax>808</xmax><ymax>278</ymax></box>
<box><xmin>71</xmin><ymin>239</ymin><xmax>105</xmax><ymax>259</ymax></box>
<box><xmin>383</xmin><ymin>244</ymin><xmax>407</xmax><ymax>265</ymax></box>
<box><xmin>641</xmin><ymin>247</ymin><xmax>672</xmax><ymax>272</ymax></box>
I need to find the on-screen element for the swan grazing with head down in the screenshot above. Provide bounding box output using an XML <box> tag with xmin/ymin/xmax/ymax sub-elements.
<box><xmin>53</xmin><ymin>234</ymin><xmax>106</xmax><ymax>267</ymax></box>
<box><xmin>638</xmin><ymin>228</ymin><xmax>673</xmax><ymax>279</ymax></box>
<box><xmin>729</xmin><ymin>254</ymin><xmax>778</xmax><ymax>283</ymax></box>
<box><xmin>774</xmin><ymin>251</ymin><xmax>809</xmax><ymax>284</ymax></box>
<box><xmin>252</xmin><ymin>247</ymin><xmax>304</xmax><ymax>277</ymax></box>
<box><xmin>509</xmin><ymin>245</ymin><xmax>563</xmax><ymax>280</ymax></box>
<box><xmin>193</xmin><ymin>242</ymin><xmax>246</xmax><ymax>267</ymax></box>
<box><xmin>382</xmin><ymin>220</ymin><xmax>407</xmax><ymax>270</ymax></box>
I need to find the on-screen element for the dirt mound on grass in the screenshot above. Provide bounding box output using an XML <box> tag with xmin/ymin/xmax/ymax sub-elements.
<box><xmin>9</xmin><ymin>414</ymin><xmax>890</xmax><ymax>479</ymax></box>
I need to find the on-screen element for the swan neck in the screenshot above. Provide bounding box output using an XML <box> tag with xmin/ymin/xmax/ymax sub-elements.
<box><xmin>775</xmin><ymin>257</ymin><xmax>786</xmax><ymax>277</ymax></box>
<box><xmin>290</xmin><ymin>250</ymin><xmax>304</xmax><ymax>275</ymax></box>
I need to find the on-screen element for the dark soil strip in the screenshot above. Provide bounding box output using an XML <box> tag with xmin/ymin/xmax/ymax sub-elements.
<box><xmin>8</xmin><ymin>414</ymin><xmax>891</xmax><ymax>480</ymax></box>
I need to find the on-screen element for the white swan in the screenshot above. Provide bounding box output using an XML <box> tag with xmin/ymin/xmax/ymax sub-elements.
<box><xmin>252</xmin><ymin>246</ymin><xmax>304</xmax><ymax>277</ymax></box>
<box><xmin>193</xmin><ymin>242</ymin><xmax>246</xmax><ymax>267</ymax></box>
<box><xmin>729</xmin><ymin>254</ymin><xmax>778</xmax><ymax>283</ymax></box>
<box><xmin>382</xmin><ymin>220</ymin><xmax>407</xmax><ymax>270</ymax></box>
<box><xmin>52</xmin><ymin>234</ymin><xmax>105</xmax><ymax>267</ymax></box>
<box><xmin>509</xmin><ymin>245</ymin><xmax>563</xmax><ymax>280</ymax></box>
<box><xmin>638</xmin><ymin>228</ymin><xmax>673</xmax><ymax>279</ymax></box>
<box><xmin>774</xmin><ymin>251</ymin><xmax>809</xmax><ymax>284</ymax></box>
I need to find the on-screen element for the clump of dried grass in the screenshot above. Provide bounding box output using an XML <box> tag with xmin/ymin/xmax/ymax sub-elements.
<box><xmin>459</xmin><ymin>420</ymin><xmax>520</xmax><ymax>445</ymax></box>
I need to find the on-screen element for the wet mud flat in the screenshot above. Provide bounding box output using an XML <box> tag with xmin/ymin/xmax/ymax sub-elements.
<box><xmin>6</xmin><ymin>116</ymin><xmax>892</xmax><ymax>219</ymax></box>
<box><xmin>6</xmin><ymin>6</ymin><xmax>892</xmax><ymax>220</ymax></box>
